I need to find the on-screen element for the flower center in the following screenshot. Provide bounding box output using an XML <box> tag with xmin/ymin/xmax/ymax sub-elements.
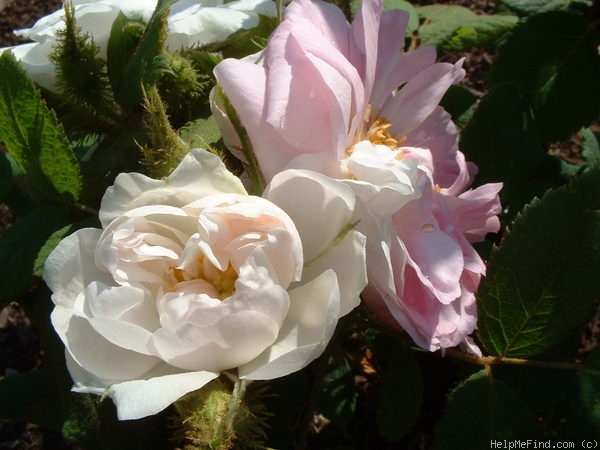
<box><xmin>366</xmin><ymin>117</ymin><xmax>406</xmax><ymax>148</ymax></box>
<box><xmin>170</xmin><ymin>255</ymin><xmax>238</xmax><ymax>300</ymax></box>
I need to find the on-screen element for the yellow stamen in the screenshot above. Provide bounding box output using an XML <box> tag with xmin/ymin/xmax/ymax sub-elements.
<box><xmin>365</xmin><ymin>116</ymin><xmax>407</xmax><ymax>149</ymax></box>
<box><xmin>169</xmin><ymin>258</ymin><xmax>237</xmax><ymax>300</ymax></box>
<box><xmin>171</xmin><ymin>267</ymin><xmax>187</xmax><ymax>283</ymax></box>
<box><xmin>212</xmin><ymin>264</ymin><xmax>237</xmax><ymax>300</ymax></box>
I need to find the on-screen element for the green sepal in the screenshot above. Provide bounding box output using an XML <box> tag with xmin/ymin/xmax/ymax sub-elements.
<box><xmin>141</xmin><ymin>85</ymin><xmax>190</xmax><ymax>179</ymax></box>
<box><xmin>114</xmin><ymin>0</ymin><xmax>175</xmax><ymax>106</ymax></box>
<box><xmin>49</xmin><ymin>1</ymin><xmax>120</xmax><ymax>130</ymax></box>
<box><xmin>107</xmin><ymin>12</ymin><xmax>146</xmax><ymax>100</ymax></box>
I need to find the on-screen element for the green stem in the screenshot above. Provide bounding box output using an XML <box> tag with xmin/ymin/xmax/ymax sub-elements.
<box><xmin>224</xmin><ymin>376</ymin><xmax>247</xmax><ymax>435</ymax></box>
<box><xmin>71</xmin><ymin>202</ymin><xmax>99</xmax><ymax>217</ymax></box>
<box><xmin>276</xmin><ymin>0</ymin><xmax>284</xmax><ymax>23</ymax></box>
<box><xmin>218</xmin><ymin>87</ymin><xmax>266</xmax><ymax>195</ymax></box>
<box><xmin>445</xmin><ymin>348</ymin><xmax>583</xmax><ymax>371</ymax></box>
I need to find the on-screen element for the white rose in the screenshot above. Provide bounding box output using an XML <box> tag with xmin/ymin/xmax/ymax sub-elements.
<box><xmin>43</xmin><ymin>148</ymin><xmax>366</xmax><ymax>420</ymax></box>
<box><xmin>1</xmin><ymin>0</ymin><xmax>276</xmax><ymax>91</ymax></box>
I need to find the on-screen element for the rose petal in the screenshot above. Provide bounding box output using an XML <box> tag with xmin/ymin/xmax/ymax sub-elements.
<box><xmin>213</xmin><ymin>60</ymin><xmax>302</xmax><ymax>180</ymax></box>
<box><xmin>350</xmin><ymin>0</ymin><xmax>381</xmax><ymax>100</ymax></box>
<box><xmin>383</xmin><ymin>60</ymin><xmax>464</xmax><ymax>137</ymax></box>
<box><xmin>53</xmin><ymin>308</ymin><xmax>160</xmax><ymax>381</ymax></box>
<box><xmin>285</xmin><ymin>0</ymin><xmax>351</xmax><ymax>57</ymax></box>
<box><xmin>44</xmin><ymin>228</ymin><xmax>115</xmax><ymax>308</ymax></box>
<box><xmin>167</xmin><ymin>5</ymin><xmax>259</xmax><ymax>50</ymax></box>
<box><xmin>108</xmin><ymin>370</ymin><xmax>220</xmax><ymax>420</ymax></box>
<box><xmin>263</xmin><ymin>169</ymin><xmax>355</xmax><ymax>262</ymax></box>
<box><xmin>300</xmin><ymin>229</ymin><xmax>366</xmax><ymax>316</ymax></box>
<box><xmin>150</xmin><ymin>309</ymin><xmax>281</xmax><ymax>372</ymax></box>
<box><xmin>238</xmin><ymin>270</ymin><xmax>340</xmax><ymax>380</ymax></box>
<box><xmin>100</xmin><ymin>149</ymin><xmax>246</xmax><ymax>227</ymax></box>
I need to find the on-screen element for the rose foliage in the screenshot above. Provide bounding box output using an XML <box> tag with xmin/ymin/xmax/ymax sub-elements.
<box><xmin>0</xmin><ymin>0</ymin><xmax>599</xmax><ymax>447</ymax></box>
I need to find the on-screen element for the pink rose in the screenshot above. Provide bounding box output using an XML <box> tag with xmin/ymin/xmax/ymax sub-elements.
<box><xmin>364</xmin><ymin>181</ymin><xmax>502</xmax><ymax>351</ymax></box>
<box><xmin>213</xmin><ymin>0</ymin><xmax>464</xmax><ymax>184</ymax></box>
<box><xmin>212</xmin><ymin>0</ymin><xmax>502</xmax><ymax>351</ymax></box>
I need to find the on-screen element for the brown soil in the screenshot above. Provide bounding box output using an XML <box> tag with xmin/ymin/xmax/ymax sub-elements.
<box><xmin>0</xmin><ymin>0</ymin><xmax>63</xmax><ymax>47</ymax></box>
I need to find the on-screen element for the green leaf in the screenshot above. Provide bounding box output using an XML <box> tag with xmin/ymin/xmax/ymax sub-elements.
<box><xmin>493</xmin><ymin>365</ymin><xmax>574</xmax><ymax>414</ymax></box>
<box><xmin>179</xmin><ymin>116</ymin><xmax>222</xmax><ymax>150</ymax></box>
<box><xmin>488</xmin><ymin>11</ymin><xmax>600</xmax><ymax>143</ymax></box>
<box><xmin>432</xmin><ymin>370</ymin><xmax>541</xmax><ymax>450</ymax></box>
<box><xmin>384</xmin><ymin>0</ymin><xmax>419</xmax><ymax>34</ymax></box>
<box><xmin>319</xmin><ymin>356</ymin><xmax>357</xmax><ymax>431</ymax></box>
<box><xmin>33</xmin><ymin>217</ymin><xmax>100</xmax><ymax>277</ymax></box>
<box><xmin>580</xmin><ymin>347</ymin><xmax>600</xmax><ymax>427</ymax></box>
<box><xmin>376</xmin><ymin>348</ymin><xmax>423</xmax><ymax>441</ymax></box>
<box><xmin>582</xmin><ymin>127</ymin><xmax>600</xmax><ymax>167</ymax></box>
<box><xmin>0</xmin><ymin>206</ymin><xmax>69</xmax><ymax>305</ymax></box>
<box><xmin>477</xmin><ymin>168</ymin><xmax>600</xmax><ymax>357</ymax></box>
<box><xmin>498</xmin><ymin>0</ymin><xmax>592</xmax><ymax>15</ymax></box>
<box><xmin>416</xmin><ymin>5</ymin><xmax>518</xmax><ymax>51</ymax></box>
<box><xmin>460</xmin><ymin>83</ymin><xmax>545</xmax><ymax>208</ymax></box>
<box><xmin>0</xmin><ymin>53</ymin><xmax>82</xmax><ymax>202</ymax></box>
<box><xmin>115</xmin><ymin>0</ymin><xmax>174</xmax><ymax>106</ymax></box>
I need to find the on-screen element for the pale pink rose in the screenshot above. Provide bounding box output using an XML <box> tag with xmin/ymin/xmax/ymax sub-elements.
<box><xmin>212</xmin><ymin>0</ymin><xmax>502</xmax><ymax>351</ymax></box>
<box><xmin>212</xmin><ymin>0</ymin><xmax>465</xmax><ymax>184</ymax></box>
<box><xmin>44</xmin><ymin>149</ymin><xmax>366</xmax><ymax>419</ymax></box>
<box><xmin>364</xmin><ymin>181</ymin><xmax>502</xmax><ymax>351</ymax></box>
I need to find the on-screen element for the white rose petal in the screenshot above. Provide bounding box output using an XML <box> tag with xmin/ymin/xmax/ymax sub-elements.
<box><xmin>238</xmin><ymin>270</ymin><xmax>340</xmax><ymax>380</ymax></box>
<box><xmin>1</xmin><ymin>0</ymin><xmax>277</xmax><ymax>91</ymax></box>
<box><xmin>108</xmin><ymin>370</ymin><xmax>220</xmax><ymax>420</ymax></box>
<box><xmin>99</xmin><ymin>149</ymin><xmax>246</xmax><ymax>227</ymax></box>
<box><xmin>263</xmin><ymin>169</ymin><xmax>355</xmax><ymax>262</ymax></box>
<box><xmin>44</xmin><ymin>148</ymin><xmax>366</xmax><ymax>419</ymax></box>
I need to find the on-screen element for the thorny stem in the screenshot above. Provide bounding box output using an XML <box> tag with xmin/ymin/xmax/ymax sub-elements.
<box><xmin>224</xmin><ymin>375</ymin><xmax>248</xmax><ymax>435</ymax></box>
<box><xmin>445</xmin><ymin>348</ymin><xmax>583</xmax><ymax>371</ymax></box>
